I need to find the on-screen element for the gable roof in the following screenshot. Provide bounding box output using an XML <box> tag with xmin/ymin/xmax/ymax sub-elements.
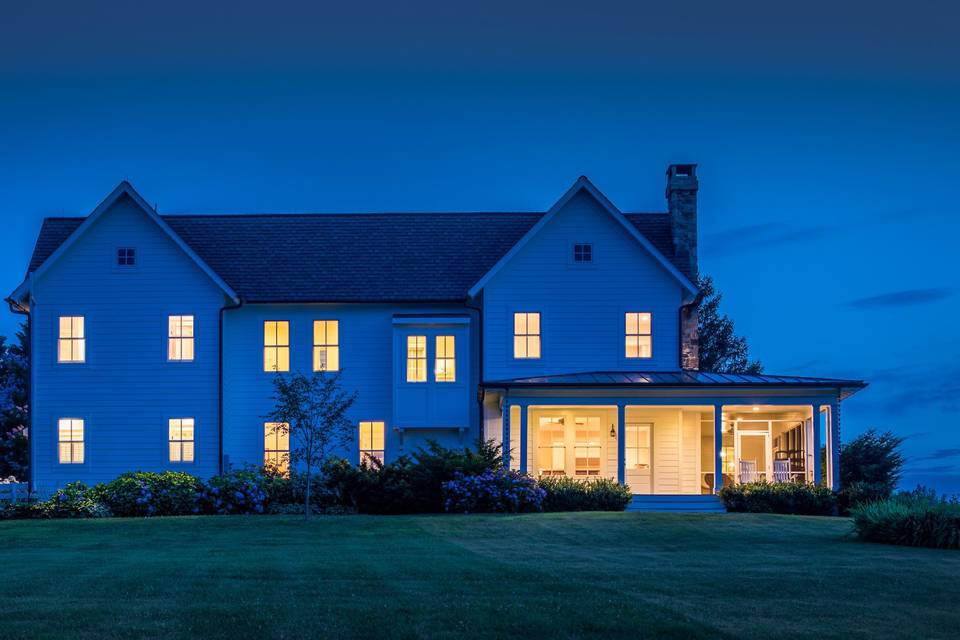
<box><xmin>9</xmin><ymin>182</ymin><xmax>238</xmax><ymax>303</ymax></box>
<box><xmin>466</xmin><ymin>177</ymin><xmax>698</xmax><ymax>299</ymax></box>
<box><xmin>18</xmin><ymin>183</ymin><xmax>691</xmax><ymax>303</ymax></box>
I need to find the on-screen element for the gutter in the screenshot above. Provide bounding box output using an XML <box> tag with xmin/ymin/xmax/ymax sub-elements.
<box><xmin>219</xmin><ymin>296</ymin><xmax>244</xmax><ymax>475</ymax></box>
<box><xmin>464</xmin><ymin>295</ymin><xmax>484</xmax><ymax>444</ymax></box>
<box><xmin>5</xmin><ymin>295</ymin><xmax>32</xmax><ymax>493</ymax></box>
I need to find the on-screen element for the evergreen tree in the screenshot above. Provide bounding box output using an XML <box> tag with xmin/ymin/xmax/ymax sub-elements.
<box><xmin>696</xmin><ymin>275</ymin><xmax>763</xmax><ymax>374</ymax></box>
<box><xmin>0</xmin><ymin>324</ymin><xmax>29</xmax><ymax>480</ymax></box>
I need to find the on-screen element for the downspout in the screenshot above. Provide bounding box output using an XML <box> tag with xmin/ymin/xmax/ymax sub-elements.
<box><xmin>464</xmin><ymin>295</ymin><xmax>484</xmax><ymax>444</ymax></box>
<box><xmin>5</xmin><ymin>295</ymin><xmax>31</xmax><ymax>494</ymax></box>
<box><xmin>219</xmin><ymin>297</ymin><xmax>244</xmax><ymax>475</ymax></box>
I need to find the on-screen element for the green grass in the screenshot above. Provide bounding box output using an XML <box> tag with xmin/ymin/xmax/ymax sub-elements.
<box><xmin>1</xmin><ymin>513</ymin><xmax>958</xmax><ymax>639</ymax></box>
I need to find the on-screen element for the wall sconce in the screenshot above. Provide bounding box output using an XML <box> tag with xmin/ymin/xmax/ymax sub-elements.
<box><xmin>609</xmin><ymin>424</ymin><xmax>616</xmax><ymax>438</ymax></box>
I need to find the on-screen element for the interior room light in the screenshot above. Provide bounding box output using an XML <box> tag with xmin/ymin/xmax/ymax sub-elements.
<box><xmin>752</xmin><ymin>406</ymin><xmax>760</xmax><ymax>412</ymax></box>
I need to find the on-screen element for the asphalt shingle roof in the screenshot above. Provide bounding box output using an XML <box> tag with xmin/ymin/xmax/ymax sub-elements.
<box><xmin>27</xmin><ymin>211</ymin><xmax>681</xmax><ymax>301</ymax></box>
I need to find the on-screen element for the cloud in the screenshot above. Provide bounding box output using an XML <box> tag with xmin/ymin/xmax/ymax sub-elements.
<box><xmin>852</xmin><ymin>363</ymin><xmax>960</xmax><ymax>416</ymax></box>
<box><xmin>914</xmin><ymin>448</ymin><xmax>960</xmax><ymax>462</ymax></box>
<box><xmin>702</xmin><ymin>221</ymin><xmax>837</xmax><ymax>257</ymax></box>
<box><xmin>847</xmin><ymin>288</ymin><xmax>953</xmax><ymax>309</ymax></box>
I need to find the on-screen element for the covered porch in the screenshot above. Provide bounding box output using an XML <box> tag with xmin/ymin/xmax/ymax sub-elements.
<box><xmin>483</xmin><ymin>372</ymin><xmax>867</xmax><ymax>494</ymax></box>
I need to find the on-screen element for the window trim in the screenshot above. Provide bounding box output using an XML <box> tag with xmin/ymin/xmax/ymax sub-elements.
<box><xmin>512</xmin><ymin>311</ymin><xmax>542</xmax><ymax>360</ymax></box>
<box><xmin>57</xmin><ymin>418</ymin><xmax>85</xmax><ymax>465</ymax></box>
<box><xmin>168</xmin><ymin>417</ymin><xmax>196</xmax><ymax>464</ymax></box>
<box><xmin>167</xmin><ymin>314</ymin><xmax>196</xmax><ymax>362</ymax></box>
<box><xmin>624</xmin><ymin>311</ymin><xmax>653</xmax><ymax>359</ymax></box>
<box><xmin>264</xmin><ymin>422</ymin><xmax>290</xmax><ymax>473</ymax></box>
<box><xmin>116</xmin><ymin>246</ymin><xmax>137</xmax><ymax>267</ymax></box>
<box><xmin>358</xmin><ymin>420</ymin><xmax>386</xmax><ymax>466</ymax></box>
<box><xmin>572</xmin><ymin>242</ymin><xmax>594</xmax><ymax>265</ymax></box>
<box><xmin>57</xmin><ymin>315</ymin><xmax>86</xmax><ymax>364</ymax></box>
<box><xmin>434</xmin><ymin>335</ymin><xmax>456</xmax><ymax>382</ymax></box>
<box><xmin>312</xmin><ymin>319</ymin><xmax>340</xmax><ymax>372</ymax></box>
<box><xmin>263</xmin><ymin>320</ymin><xmax>291</xmax><ymax>373</ymax></box>
<box><xmin>406</xmin><ymin>335</ymin><xmax>427</xmax><ymax>383</ymax></box>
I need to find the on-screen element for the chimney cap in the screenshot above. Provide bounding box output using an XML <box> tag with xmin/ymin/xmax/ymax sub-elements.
<box><xmin>667</xmin><ymin>163</ymin><xmax>697</xmax><ymax>178</ymax></box>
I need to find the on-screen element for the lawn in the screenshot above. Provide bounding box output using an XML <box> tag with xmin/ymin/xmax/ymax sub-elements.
<box><xmin>1</xmin><ymin>513</ymin><xmax>957</xmax><ymax>639</ymax></box>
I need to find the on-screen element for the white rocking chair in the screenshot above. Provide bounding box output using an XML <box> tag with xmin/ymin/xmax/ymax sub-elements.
<box><xmin>773</xmin><ymin>460</ymin><xmax>791</xmax><ymax>483</ymax></box>
<box><xmin>738</xmin><ymin>460</ymin><xmax>758</xmax><ymax>484</ymax></box>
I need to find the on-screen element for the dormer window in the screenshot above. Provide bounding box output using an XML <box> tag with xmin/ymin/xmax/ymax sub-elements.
<box><xmin>573</xmin><ymin>243</ymin><xmax>592</xmax><ymax>263</ymax></box>
<box><xmin>117</xmin><ymin>247</ymin><xmax>136</xmax><ymax>266</ymax></box>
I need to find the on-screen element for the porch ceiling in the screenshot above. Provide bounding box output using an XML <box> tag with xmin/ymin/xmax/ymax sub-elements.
<box><xmin>483</xmin><ymin>371</ymin><xmax>867</xmax><ymax>400</ymax></box>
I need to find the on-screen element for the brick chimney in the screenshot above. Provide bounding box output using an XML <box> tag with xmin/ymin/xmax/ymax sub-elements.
<box><xmin>666</xmin><ymin>163</ymin><xmax>698</xmax><ymax>279</ymax></box>
<box><xmin>666</xmin><ymin>164</ymin><xmax>700</xmax><ymax>370</ymax></box>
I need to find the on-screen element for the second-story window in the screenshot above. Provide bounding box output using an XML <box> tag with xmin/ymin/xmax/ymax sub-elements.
<box><xmin>625</xmin><ymin>312</ymin><xmax>652</xmax><ymax>358</ymax></box>
<box><xmin>573</xmin><ymin>243</ymin><xmax>593</xmax><ymax>263</ymax></box>
<box><xmin>313</xmin><ymin>320</ymin><xmax>340</xmax><ymax>372</ymax></box>
<box><xmin>168</xmin><ymin>315</ymin><xmax>195</xmax><ymax>361</ymax></box>
<box><xmin>264</xmin><ymin>321</ymin><xmax>290</xmax><ymax>372</ymax></box>
<box><xmin>58</xmin><ymin>316</ymin><xmax>85</xmax><ymax>363</ymax></box>
<box><xmin>406</xmin><ymin>335</ymin><xmax>426</xmax><ymax>382</ymax></box>
<box><xmin>513</xmin><ymin>312</ymin><xmax>541</xmax><ymax>359</ymax></box>
<box><xmin>434</xmin><ymin>335</ymin><xmax>455</xmax><ymax>382</ymax></box>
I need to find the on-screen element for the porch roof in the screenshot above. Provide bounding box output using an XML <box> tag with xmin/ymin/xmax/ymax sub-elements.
<box><xmin>484</xmin><ymin>371</ymin><xmax>867</xmax><ymax>400</ymax></box>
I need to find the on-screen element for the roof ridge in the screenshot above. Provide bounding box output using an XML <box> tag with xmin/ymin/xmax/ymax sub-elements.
<box><xmin>161</xmin><ymin>211</ymin><xmax>547</xmax><ymax>218</ymax></box>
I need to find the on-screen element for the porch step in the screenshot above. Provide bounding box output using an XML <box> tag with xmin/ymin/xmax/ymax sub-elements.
<box><xmin>626</xmin><ymin>494</ymin><xmax>727</xmax><ymax>513</ymax></box>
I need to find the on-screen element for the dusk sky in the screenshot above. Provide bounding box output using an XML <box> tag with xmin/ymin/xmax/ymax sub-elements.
<box><xmin>2</xmin><ymin>2</ymin><xmax>958</xmax><ymax>491</ymax></box>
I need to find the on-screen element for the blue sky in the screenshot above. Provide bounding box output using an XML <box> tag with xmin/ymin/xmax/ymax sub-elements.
<box><xmin>2</xmin><ymin>1</ymin><xmax>959</xmax><ymax>492</ymax></box>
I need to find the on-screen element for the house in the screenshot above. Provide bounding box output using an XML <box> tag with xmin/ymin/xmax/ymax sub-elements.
<box><xmin>6</xmin><ymin>165</ymin><xmax>866</xmax><ymax>506</ymax></box>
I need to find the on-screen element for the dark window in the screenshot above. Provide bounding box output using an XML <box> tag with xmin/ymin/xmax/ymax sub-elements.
<box><xmin>573</xmin><ymin>243</ymin><xmax>592</xmax><ymax>263</ymax></box>
<box><xmin>117</xmin><ymin>247</ymin><xmax>136</xmax><ymax>266</ymax></box>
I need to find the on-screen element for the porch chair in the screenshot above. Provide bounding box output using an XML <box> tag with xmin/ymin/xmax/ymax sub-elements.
<box><xmin>773</xmin><ymin>460</ymin><xmax>791</xmax><ymax>483</ymax></box>
<box><xmin>738</xmin><ymin>460</ymin><xmax>758</xmax><ymax>484</ymax></box>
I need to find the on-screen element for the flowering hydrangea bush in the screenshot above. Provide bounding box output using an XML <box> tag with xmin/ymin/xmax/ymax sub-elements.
<box><xmin>91</xmin><ymin>471</ymin><xmax>202</xmax><ymax>517</ymax></box>
<box><xmin>28</xmin><ymin>482</ymin><xmax>111</xmax><ymax>519</ymax></box>
<box><xmin>442</xmin><ymin>469</ymin><xmax>546</xmax><ymax>514</ymax></box>
<box><xmin>199</xmin><ymin>467</ymin><xmax>269</xmax><ymax>515</ymax></box>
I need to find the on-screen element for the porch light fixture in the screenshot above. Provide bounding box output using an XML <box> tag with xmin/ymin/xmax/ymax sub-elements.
<box><xmin>609</xmin><ymin>424</ymin><xmax>616</xmax><ymax>438</ymax></box>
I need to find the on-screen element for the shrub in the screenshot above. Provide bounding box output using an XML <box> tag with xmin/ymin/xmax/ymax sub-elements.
<box><xmin>852</xmin><ymin>490</ymin><xmax>960</xmax><ymax>549</ymax></box>
<box><xmin>199</xmin><ymin>466</ymin><xmax>269</xmax><ymax>515</ymax></box>
<box><xmin>442</xmin><ymin>469</ymin><xmax>546</xmax><ymax>513</ymax></box>
<box><xmin>719</xmin><ymin>481</ymin><xmax>837</xmax><ymax>515</ymax></box>
<box><xmin>262</xmin><ymin>468</ymin><xmax>338</xmax><ymax>513</ymax></box>
<box><xmin>538</xmin><ymin>477</ymin><xmax>632</xmax><ymax>512</ymax></box>
<box><xmin>27</xmin><ymin>482</ymin><xmax>110</xmax><ymax>519</ymax></box>
<box><xmin>91</xmin><ymin>471</ymin><xmax>202</xmax><ymax>517</ymax></box>
<box><xmin>321</xmin><ymin>440</ymin><xmax>502</xmax><ymax>514</ymax></box>
<box><xmin>838</xmin><ymin>429</ymin><xmax>904</xmax><ymax>512</ymax></box>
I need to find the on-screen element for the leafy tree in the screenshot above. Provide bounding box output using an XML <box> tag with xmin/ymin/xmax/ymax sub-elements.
<box><xmin>839</xmin><ymin>429</ymin><xmax>905</xmax><ymax>508</ymax></box>
<box><xmin>696</xmin><ymin>275</ymin><xmax>763</xmax><ymax>373</ymax></box>
<box><xmin>266</xmin><ymin>372</ymin><xmax>357</xmax><ymax>518</ymax></box>
<box><xmin>0</xmin><ymin>324</ymin><xmax>29</xmax><ymax>480</ymax></box>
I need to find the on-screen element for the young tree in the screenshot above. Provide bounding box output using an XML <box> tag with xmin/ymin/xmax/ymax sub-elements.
<box><xmin>0</xmin><ymin>325</ymin><xmax>29</xmax><ymax>480</ymax></box>
<box><xmin>267</xmin><ymin>371</ymin><xmax>357</xmax><ymax>518</ymax></box>
<box><xmin>696</xmin><ymin>275</ymin><xmax>763</xmax><ymax>373</ymax></box>
<box><xmin>840</xmin><ymin>429</ymin><xmax>905</xmax><ymax>504</ymax></box>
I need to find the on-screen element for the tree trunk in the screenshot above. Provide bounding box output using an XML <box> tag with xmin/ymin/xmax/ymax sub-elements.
<box><xmin>304</xmin><ymin>465</ymin><xmax>312</xmax><ymax>521</ymax></box>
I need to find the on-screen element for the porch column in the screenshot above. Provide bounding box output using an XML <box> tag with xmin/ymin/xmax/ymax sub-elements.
<box><xmin>811</xmin><ymin>405</ymin><xmax>822</xmax><ymax>485</ymax></box>
<box><xmin>502</xmin><ymin>401</ymin><xmax>511</xmax><ymax>470</ymax></box>
<box><xmin>616</xmin><ymin>404</ymin><xmax>626</xmax><ymax>485</ymax></box>
<box><xmin>713</xmin><ymin>404</ymin><xmax>723</xmax><ymax>493</ymax></box>
<box><xmin>518</xmin><ymin>404</ymin><xmax>529</xmax><ymax>474</ymax></box>
<box><xmin>830</xmin><ymin>400</ymin><xmax>841</xmax><ymax>491</ymax></box>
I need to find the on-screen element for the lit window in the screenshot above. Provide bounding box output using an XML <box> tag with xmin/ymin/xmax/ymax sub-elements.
<box><xmin>573</xmin><ymin>243</ymin><xmax>592</xmax><ymax>263</ymax></box>
<box><xmin>625</xmin><ymin>312</ymin><xmax>652</xmax><ymax>358</ymax></box>
<box><xmin>313</xmin><ymin>320</ymin><xmax>340</xmax><ymax>372</ymax></box>
<box><xmin>406</xmin><ymin>335</ymin><xmax>426</xmax><ymax>382</ymax></box>
<box><xmin>117</xmin><ymin>247</ymin><xmax>136</xmax><ymax>266</ymax></box>
<box><xmin>263</xmin><ymin>321</ymin><xmax>290</xmax><ymax>372</ymax></box>
<box><xmin>168</xmin><ymin>315</ymin><xmax>195</xmax><ymax>361</ymax></box>
<box><xmin>434</xmin><ymin>335</ymin><xmax>455</xmax><ymax>382</ymax></box>
<box><xmin>537</xmin><ymin>417</ymin><xmax>566</xmax><ymax>477</ymax></box>
<box><xmin>359</xmin><ymin>421</ymin><xmax>385</xmax><ymax>465</ymax></box>
<box><xmin>264</xmin><ymin>422</ymin><xmax>289</xmax><ymax>473</ymax></box>
<box><xmin>513</xmin><ymin>312</ymin><xmax>541</xmax><ymax>359</ymax></box>
<box><xmin>574</xmin><ymin>417</ymin><xmax>602</xmax><ymax>476</ymax></box>
<box><xmin>58</xmin><ymin>316</ymin><xmax>85</xmax><ymax>363</ymax></box>
<box><xmin>58</xmin><ymin>418</ymin><xmax>84</xmax><ymax>464</ymax></box>
<box><xmin>168</xmin><ymin>418</ymin><xmax>195</xmax><ymax>463</ymax></box>
<box><xmin>625</xmin><ymin>423</ymin><xmax>651</xmax><ymax>470</ymax></box>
